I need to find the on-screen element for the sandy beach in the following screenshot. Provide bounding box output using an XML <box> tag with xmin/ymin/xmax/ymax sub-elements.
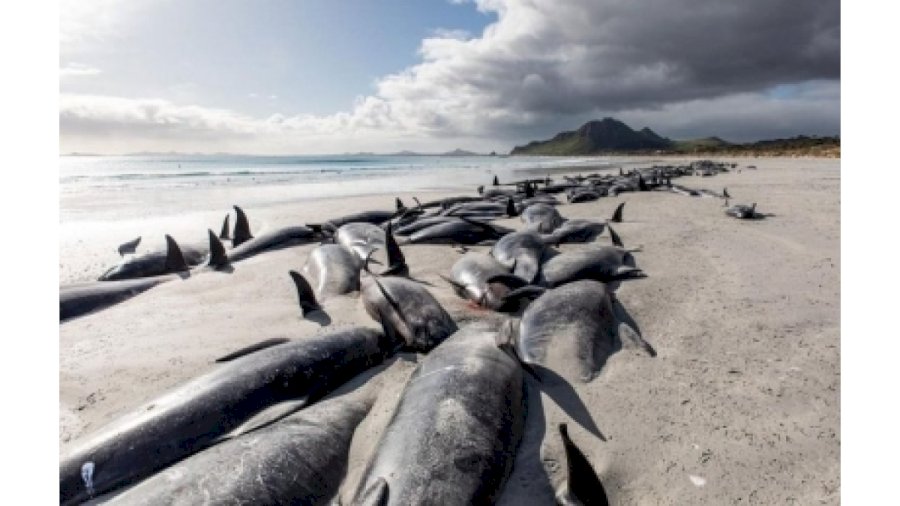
<box><xmin>59</xmin><ymin>156</ymin><xmax>840</xmax><ymax>504</ymax></box>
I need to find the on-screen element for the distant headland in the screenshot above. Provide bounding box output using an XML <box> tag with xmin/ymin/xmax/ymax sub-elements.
<box><xmin>509</xmin><ymin>117</ymin><xmax>839</xmax><ymax>157</ymax></box>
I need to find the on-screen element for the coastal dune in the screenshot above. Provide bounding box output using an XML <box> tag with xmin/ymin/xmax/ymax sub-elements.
<box><xmin>59</xmin><ymin>157</ymin><xmax>840</xmax><ymax>504</ymax></box>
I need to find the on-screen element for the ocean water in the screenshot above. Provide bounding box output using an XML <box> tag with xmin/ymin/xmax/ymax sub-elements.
<box><xmin>60</xmin><ymin>154</ymin><xmax>612</xmax><ymax>220</ymax></box>
<box><xmin>59</xmin><ymin>154</ymin><xmax>611</xmax><ymax>283</ymax></box>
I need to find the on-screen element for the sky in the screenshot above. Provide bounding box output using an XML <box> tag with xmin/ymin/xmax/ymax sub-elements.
<box><xmin>59</xmin><ymin>0</ymin><xmax>841</xmax><ymax>155</ymax></box>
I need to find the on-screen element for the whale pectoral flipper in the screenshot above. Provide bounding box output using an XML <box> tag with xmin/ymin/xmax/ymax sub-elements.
<box><xmin>607</xmin><ymin>224</ymin><xmax>623</xmax><ymax>248</ymax></box>
<box><xmin>617</xmin><ymin>321</ymin><xmax>657</xmax><ymax>357</ymax></box>
<box><xmin>215</xmin><ymin>397</ymin><xmax>311</xmax><ymax>442</ymax></box>
<box><xmin>353</xmin><ymin>477</ymin><xmax>390</xmax><ymax>506</ymax></box>
<box><xmin>214</xmin><ymin>337</ymin><xmax>291</xmax><ymax>362</ymax></box>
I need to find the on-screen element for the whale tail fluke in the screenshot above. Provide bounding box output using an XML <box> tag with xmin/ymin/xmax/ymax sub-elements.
<box><xmin>164</xmin><ymin>235</ymin><xmax>189</xmax><ymax>272</ymax></box>
<box><xmin>117</xmin><ymin>236</ymin><xmax>141</xmax><ymax>256</ymax></box>
<box><xmin>232</xmin><ymin>205</ymin><xmax>253</xmax><ymax>247</ymax></box>
<box><xmin>557</xmin><ymin>423</ymin><xmax>610</xmax><ymax>506</ymax></box>
<box><xmin>206</xmin><ymin>229</ymin><xmax>230</xmax><ymax>269</ymax></box>
<box><xmin>289</xmin><ymin>270</ymin><xmax>320</xmax><ymax>317</ymax></box>
<box><xmin>610</xmin><ymin>202</ymin><xmax>625</xmax><ymax>223</ymax></box>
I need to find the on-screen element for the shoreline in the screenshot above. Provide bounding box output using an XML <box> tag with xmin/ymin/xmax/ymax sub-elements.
<box><xmin>59</xmin><ymin>155</ymin><xmax>840</xmax><ymax>504</ymax></box>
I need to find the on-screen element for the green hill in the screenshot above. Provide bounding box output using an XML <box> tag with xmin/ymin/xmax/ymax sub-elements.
<box><xmin>510</xmin><ymin>118</ymin><xmax>672</xmax><ymax>155</ymax></box>
<box><xmin>510</xmin><ymin>119</ymin><xmax>839</xmax><ymax>157</ymax></box>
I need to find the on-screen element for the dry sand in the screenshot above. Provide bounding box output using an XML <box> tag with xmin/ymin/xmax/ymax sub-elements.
<box><xmin>59</xmin><ymin>156</ymin><xmax>840</xmax><ymax>504</ymax></box>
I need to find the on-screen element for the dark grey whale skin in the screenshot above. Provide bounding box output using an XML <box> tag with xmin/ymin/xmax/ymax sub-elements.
<box><xmin>98</xmin><ymin>245</ymin><xmax>206</xmax><ymax>281</ymax></box>
<box><xmin>59</xmin><ymin>327</ymin><xmax>400</xmax><ymax>506</ymax></box>
<box><xmin>104</xmin><ymin>379</ymin><xmax>378</xmax><ymax>506</ymax></box>
<box><xmin>352</xmin><ymin>326</ymin><xmax>525</xmax><ymax>505</ymax></box>
<box><xmin>227</xmin><ymin>225</ymin><xmax>318</xmax><ymax>263</ymax></box>
<box><xmin>514</xmin><ymin>280</ymin><xmax>619</xmax><ymax>382</ymax></box>
<box><xmin>59</xmin><ymin>274</ymin><xmax>178</xmax><ymax>322</ymax></box>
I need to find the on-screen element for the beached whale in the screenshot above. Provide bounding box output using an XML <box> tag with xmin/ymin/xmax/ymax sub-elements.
<box><xmin>520</xmin><ymin>203</ymin><xmax>565</xmax><ymax>233</ymax></box>
<box><xmin>102</xmin><ymin>366</ymin><xmax>390</xmax><ymax>506</ymax></box>
<box><xmin>316</xmin><ymin>210</ymin><xmax>396</xmax><ymax>231</ymax></box>
<box><xmin>98</xmin><ymin>235</ymin><xmax>206</xmax><ymax>281</ymax></box>
<box><xmin>502</xmin><ymin>280</ymin><xmax>654</xmax><ymax>383</ymax></box>
<box><xmin>360</xmin><ymin>273</ymin><xmax>457</xmax><ymax>352</ymax></box>
<box><xmin>63</xmin><ymin>233</ymin><xmax>233</xmax><ymax>322</ymax></box>
<box><xmin>336</xmin><ymin>222</ymin><xmax>386</xmax><ymax>262</ymax></box>
<box><xmin>59</xmin><ymin>327</ymin><xmax>399</xmax><ymax>505</ymax></box>
<box><xmin>227</xmin><ymin>224</ymin><xmax>319</xmax><ymax>263</ymax></box>
<box><xmin>405</xmin><ymin>218</ymin><xmax>512</xmax><ymax>245</ymax></box>
<box><xmin>538</xmin><ymin>246</ymin><xmax>645</xmax><ymax>292</ymax></box>
<box><xmin>442</xmin><ymin>252</ymin><xmax>526</xmax><ymax>310</ymax></box>
<box><xmin>543</xmin><ymin>219</ymin><xmax>607</xmax><ymax>245</ymax></box>
<box><xmin>61</xmin><ymin>232</ymin><xmax>232</xmax><ymax>322</ymax></box>
<box><xmin>60</xmin><ymin>275</ymin><xmax>180</xmax><ymax>322</ymax></box>
<box><xmin>302</xmin><ymin>244</ymin><xmax>364</xmax><ymax>298</ymax></box>
<box><xmin>349</xmin><ymin>325</ymin><xmax>525</xmax><ymax>506</ymax></box>
<box><xmin>490</xmin><ymin>230</ymin><xmax>550</xmax><ymax>283</ymax></box>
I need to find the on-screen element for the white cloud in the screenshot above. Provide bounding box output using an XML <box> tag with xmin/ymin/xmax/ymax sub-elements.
<box><xmin>60</xmin><ymin>0</ymin><xmax>840</xmax><ymax>153</ymax></box>
<box><xmin>59</xmin><ymin>63</ymin><xmax>101</xmax><ymax>78</ymax></box>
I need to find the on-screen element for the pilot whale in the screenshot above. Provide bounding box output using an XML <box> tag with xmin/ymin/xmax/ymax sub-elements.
<box><xmin>59</xmin><ymin>327</ymin><xmax>400</xmax><ymax>505</ymax></box>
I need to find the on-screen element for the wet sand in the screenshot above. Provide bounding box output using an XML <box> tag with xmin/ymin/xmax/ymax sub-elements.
<box><xmin>59</xmin><ymin>156</ymin><xmax>840</xmax><ymax>504</ymax></box>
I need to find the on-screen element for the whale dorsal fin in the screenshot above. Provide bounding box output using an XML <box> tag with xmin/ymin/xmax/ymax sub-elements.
<box><xmin>206</xmin><ymin>229</ymin><xmax>230</xmax><ymax>268</ymax></box>
<box><xmin>383</xmin><ymin>222</ymin><xmax>408</xmax><ymax>276</ymax></box>
<box><xmin>354</xmin><ymin>477</ymin><xmax>390</xmax><ymax>506</ymax></box>
<box><xmin>219</xmin><ymin>214</ymin><xmax>231</xmax><ymax>240</ymax></box>
<box><xmin>372</xmin><ymin>276</ymin><xmax>406</xmax><ymax>325</ymax></box>
<box><xmin>232</xmin><ymin>205</ymin><xmax>253</xmax><ymax>247</ymax></box>
<box><xmin>607</xmin><ymin>224</ymin><xmax>623</xmax><ymax>248</ymax></box>
<box><xmin>289</xmin><ymin>270</ymin><xmax>320</xmax><ymax>317</ymax></box>
<box><xmin>395</xmin><ymin>197</ymin><xmax>405</xmax><ymax>212</ymax></box>
<box><xmin>506</xmin><ymin>197</ymin><xmax>518</xmax><ymax>217</ymax></box>
<box><xmin>723</xmin><ymin>187</ymin><xmax>731</xmax><ymax>199</ymax></box>
<box><xmin>558</xmin><ymin>423</ymin><xmax>609</xmax><ymax>506</ymax></box>
<box><xmin>164</xmin><ymin>235</ymin><xmax>189</xmax><ymax>272</ymax></box>
<box><xmin>610</xmin><ymin>202</ymin><xmax>625</xmax><ymax>223</ymax></box>
<box><xmin>493</xmin><ymin>175</ymin><xmax>500</xmax><ymax>186</ymax></box>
